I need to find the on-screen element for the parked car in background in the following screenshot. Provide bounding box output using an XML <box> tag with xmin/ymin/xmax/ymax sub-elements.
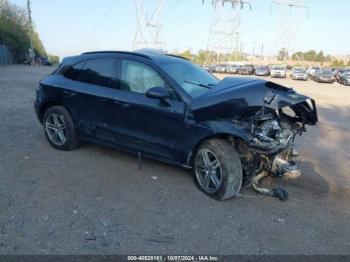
<box><xmin>238</xmin><ymin>65</ymin><xmax>254</xmax><ymax>75</ymax></box>
<box><xmin>270</xmin><ymin>65</ymin><xmax>286</xmax><ymax>78</ymax></box>
<box><xmin>226</xmin><ymin>65</ymin><xmax>240</xmax><ymax>74</ymax></box>
<box><xmin>335</xmin><ymin>68</ymin><xmax>350</xmax><ymax>82</ymax></box>
<box><xmin>314</xmin><ymin>69</ymin><xmax>335</xmax><ymax>83</ymax></box>
<box><xmin>202</xmin><ymin>65</ymin><xmax>215</xmax><ymax>73</ymax></box>
<box><xmin>290</xmin><ymin>67</ymin><xmax>308</xmax><ymax>81</ymax></box>
<box><xmin>215</xmin><ymin>64</ymin><xmax>227</xmax><ymax>73</ymax></box>
<box><xmin>254</xmin><ymin>65</ymin><xmax>269</xmax><ymax>76</ymax></box>
<box><xmin>42</xmin><ymin>58</ymin><xmax>53</xmax><ymax>66</ymax></box>
<box><xmin>308</xmin><ymin>66</ymin><xmax>321</xmax><ymax>80</ymax></box>
<box><xmin>331</xmin><ymin>68</ymin><xmax>339</xmax><ymax>78</ymax></box>
<box><xmin>338</xmin><ymin>72</ymin><xmax>350</xmax><ymax>86</ymax></box>
<box><xmin>202</xmin><ymin>65</ymin><xmax>210</xmax><ymax>71</ymax></box>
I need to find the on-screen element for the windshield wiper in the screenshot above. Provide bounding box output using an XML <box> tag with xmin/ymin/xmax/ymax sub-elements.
<box><xmin>184</xmin><ymin>80</ymin><xmax>213</xmax><ymax>89</ymax></box>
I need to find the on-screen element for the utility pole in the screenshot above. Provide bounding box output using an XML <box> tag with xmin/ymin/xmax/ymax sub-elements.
<box><xmin>272</xmin><ymin>0</ymin><xmax>308</xmax><ymax>64</ymax></box>
<box><xmin>205</xmin><ymin>0</ymin><xmax>250</xmax><ymax>63</ymax></box>
<box><xmin>27</xmin><ymin>0</ymin><xmax>34</xmax><ymax>65</ymax></box>
<box><xmin>252</xmin><ymin>41</ymin><xmax>256</xmax><ymax>56</ymax></box>
<box><xmin>132</xmin><ymin>0</ymin><xmax>166</xmax><ymax>51</ymax></box>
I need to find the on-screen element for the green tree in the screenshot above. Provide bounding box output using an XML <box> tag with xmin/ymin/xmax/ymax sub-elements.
<box><xmin>331</xmin><ymin>59</ymin><xmax>345</xmax><ymax>67</ymax></box>
<box><xmin>48</xmin><ymin>54</ymin><xmax>60</xmax><ymax>65</ymax></box>
<box><xmin>278</xmin><ymin>48</ymin><xmax>288</xmax><ymax>61</ymax></box>
<box><xmin>325</xmin><ymin>55</ymin><xmax>332</xmax><ymax>63</ymax></box>
<box><xmin>316</xmin><ymin>51</ymin><xmax>325</xmax><ymax>63</ymax></box>
<box><xmin>303</xmin><ymin>50</ymin><xmax>317</xmax><ymax>61</ymax></box>
<box><xmin>179</xmin><ymin>50</ymin><xmax>193</xmax><ymax>60</ymax></box>
<box><xmin>292</xmin><ymin>51</ymin><xmax>303</xmax><ymax>61</ymax></box>
<box><xmin>0</xmin><ymin>0</ymin><xmax>48</xmax><ymax>62</ymax></box>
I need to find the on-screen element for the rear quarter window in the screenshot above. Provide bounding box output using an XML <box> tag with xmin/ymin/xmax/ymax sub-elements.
<box><xmin>63</xmin><ymin>61</ymin><xmax>85</xmax><ymax>81</ymax></box>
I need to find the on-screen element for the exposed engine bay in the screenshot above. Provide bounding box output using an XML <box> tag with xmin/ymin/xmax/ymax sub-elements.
<box><xmin>190</xmin><ymin>77</ymin><xmax>318</xmax><ymax>200</ymax></box>
<box><xmin>231</xmin><ymin>105</ymin><xmax>312</xmax><ymax>201</ymax></box>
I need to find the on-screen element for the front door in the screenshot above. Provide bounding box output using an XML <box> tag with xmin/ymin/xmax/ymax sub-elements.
<box><xmin>111</xmin><ymin>59</ymin><xmax>186</xmax><ymax>161</ymax></box>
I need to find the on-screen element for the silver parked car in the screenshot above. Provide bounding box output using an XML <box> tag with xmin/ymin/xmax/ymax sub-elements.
<box><xmin>270</xmin><ymin>65</ymin><xmax>287</xmax><ymax>78</ymax></box>
<box><xmin>291</xmin><ymin>67</ymin><xmax>308</xmax><ymax>81</ymax></box>
<box><xmin>308</xmin><ymin>66</ymin><xmax>321</xmax><ymax>79</ymax></box>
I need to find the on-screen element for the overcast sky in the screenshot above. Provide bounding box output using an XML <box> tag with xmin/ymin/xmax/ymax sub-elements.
<box><xmin>10</xmin><ymin>0</ymin><xmax>350</xmax><ymax>59</ymax></box>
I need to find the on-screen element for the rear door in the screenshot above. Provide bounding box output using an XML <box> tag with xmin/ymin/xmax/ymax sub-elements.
<box><xmin>111</xmin><ymin>58</ymin><xmax>186</xmax><ymax>160</ymax></box>
<box><xmin>62</xmin><ymin>57</ymin><xmax>118</xmax><ymax>142</ymax></box>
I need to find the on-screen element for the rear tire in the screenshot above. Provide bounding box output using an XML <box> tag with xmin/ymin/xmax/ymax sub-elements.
<box><xmin>193</xmin><ymin>139</ymin><xmax>242</xmax><ymax>201</ymax></box>
<box><xmin>43</xmin><ymin>106</ymin><xmax>79</xmax><ymax>151</ymax></box>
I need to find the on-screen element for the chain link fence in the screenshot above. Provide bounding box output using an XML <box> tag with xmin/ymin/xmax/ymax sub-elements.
<box><xmin>0</xmin><ymin>44</ymin><xmax>13</xmax><ymax>65</ymax></box>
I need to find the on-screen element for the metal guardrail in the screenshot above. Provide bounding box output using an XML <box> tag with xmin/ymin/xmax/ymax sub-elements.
<box><xmin>0</xmin><ymin>44</ymin><xmax>13</xmax><ymax>65</ymax></box>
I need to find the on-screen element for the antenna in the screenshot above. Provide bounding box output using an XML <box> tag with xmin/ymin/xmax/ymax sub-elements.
<box><xmin>205</xmin><ymin>0</ymin><xmax>251</xmax><ymax>63</ymax></box>
<box><xmin>132</xmin><ymin>0</ymin><xmax>166</xmax><ymax>51</ymax></box>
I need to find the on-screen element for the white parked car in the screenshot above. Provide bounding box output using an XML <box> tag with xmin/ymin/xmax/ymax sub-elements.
<box><xmin>291</xmin><ymin>67</ymin><xmax>308</xmax><ymax>81</ymax></box>
<box><xmin>308</xmin><ymin>66</ymin><xmax>321</xmax><ymax>79</ymax></box>
<box><xmin>270</xmin><ymin>66</ymin><xmax>287</xmax><ymax>78</ymax></box>
<box><xmin>215</xmin><ymin>65</ymin><xmax>226</xmax><ymax>73</ymax></box>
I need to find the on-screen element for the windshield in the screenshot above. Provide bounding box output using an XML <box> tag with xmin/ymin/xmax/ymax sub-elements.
<box><xmin>319</xmin><ymin>70</ymin><xmax>332</xmax><ymax>74</ymax></box>
<box><xmin>159</xmin><ymin>61</ymin><xmax>219</xmax><ymax>98</ymax></box>
<box><xmin>273</xmin><ymin>67</ymin><xmax>285</xmax><ymax>70</ymax></box>
<box><xmin>293</xmin><ymin>68</ymin><xmax>306</xmax><ymax>73</ymax></box>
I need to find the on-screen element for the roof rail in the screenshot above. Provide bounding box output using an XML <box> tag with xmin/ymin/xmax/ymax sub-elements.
<box><xmin>81</xmin><ymin>51</ymin><xmax>152</xmax><ymax>60</ymax></box>
<box><xmin>166</xmin><ymin>54</ymin><xmax>189</xmax><ymax>61</ymax></box>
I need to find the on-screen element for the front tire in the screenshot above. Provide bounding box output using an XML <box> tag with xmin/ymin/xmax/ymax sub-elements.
<box><xmin>193</xmin><ymin>139</ymin><xmax>242</xmax><ymax>201</ymax></box>
<box><xmin>43</xmin><ymin>106</ymin><xmax>79</xmax><ymax>151</ymax></box>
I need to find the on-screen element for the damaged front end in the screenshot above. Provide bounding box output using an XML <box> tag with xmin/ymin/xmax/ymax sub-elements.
<box><xmin>191</xmin><ymin>78</ymin><xmax>318</xmax><ymax>200</ymax></box>
<box><xmin>233</xmin><ymin>98</ymin><xmax>317</xmax><ymax>200</ymax></box>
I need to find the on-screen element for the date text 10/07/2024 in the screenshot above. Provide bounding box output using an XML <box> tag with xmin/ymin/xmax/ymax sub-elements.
<box><xmin>127</xmin><ymin>256</ymin><xmax>219</xmax><ymax>261</ymax></box>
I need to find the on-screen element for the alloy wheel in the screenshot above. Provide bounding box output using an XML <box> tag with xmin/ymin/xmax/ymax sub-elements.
<box><xmin>45</xmin><ymin>113</ymin><xmax>67</xmax><ymax>146</ymax></box>
<box><xmin>195</xmin><ymin>149</ymin><xmax>222</xmax><ymax>193</ymax></box>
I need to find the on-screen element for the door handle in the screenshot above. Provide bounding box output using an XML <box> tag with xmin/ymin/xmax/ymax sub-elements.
<box><xmin>114</xmin><ymin>100</ymin><xmax>130</xmax><ymax>108</ymax></box>
<box><xmin>64</xmin><ymin>91</ymin><xmax>77</xmax><ymax>97</ymax></box>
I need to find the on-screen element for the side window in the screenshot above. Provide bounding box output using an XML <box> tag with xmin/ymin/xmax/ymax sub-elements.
<box><xmin>79</xmin><ymin>58</ymin><xmax>117</xmax><ymax>88</ymax></box>
<box><xmin>120</xmin><ymin>60</ymin><xmax>165</xmax><ymax>94</ymax></box>
<box><xmin>63</xmin><ymin>61</ymin><xmax>85</xmax><ymax>81</ymax></box>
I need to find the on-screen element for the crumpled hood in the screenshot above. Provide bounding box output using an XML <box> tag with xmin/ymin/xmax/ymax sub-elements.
<box><xmin>190</xmin><ymin>77</ymin><xmax>318</xmax><ymax>124</ymax></box>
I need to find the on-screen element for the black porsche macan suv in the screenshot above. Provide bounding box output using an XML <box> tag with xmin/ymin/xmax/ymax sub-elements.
<box><xmin>35</xmin><ymin>50</ymin><xmax>317</xmax><ymax>200</ymax></box>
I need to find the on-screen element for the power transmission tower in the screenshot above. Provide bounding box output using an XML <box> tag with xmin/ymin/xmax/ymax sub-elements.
<box><xmin>272</xmin><ymin>0</ymin><xmax>308</xmax><ymax>63</ymax></box>
<box><xmin>205</xmin><ymin>0</ymin><xmax>251</xmax><ymax>63</ymax></box>
<box><xmin>132</xmin><ymin>0</ymin><xmax>166</xmax><ymax>51</ymax></box>
<box><xmin>27</xmin><ymin>0</ymin><xmax>34</xmax><ymax>64</ymax></box>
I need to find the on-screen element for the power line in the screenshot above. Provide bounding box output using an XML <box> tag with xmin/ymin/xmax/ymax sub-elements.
<box><xmin>90</xmin><ymin>0</ymin><xmax>120</xmax><ymax>36</ymax></box>
<box><xmin>272</xmin><ymin>0</ymin><xmax>308</xmax><ymax>61</ymax></box>
<box><xmin>205</xmin><ymin>0</ymin><xmax>251</xmax><ymax>63</ymax></box>
<box><xmin>133</xmin><ymin>0</ymin><xmax>166</xmax><ymax>51</ymax></box>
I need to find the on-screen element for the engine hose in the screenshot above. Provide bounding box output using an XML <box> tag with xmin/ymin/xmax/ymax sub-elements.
<box><xmin>252</xmin><ymin>169</ymin><xmax>289</xmax><ymax>201</ymax></box>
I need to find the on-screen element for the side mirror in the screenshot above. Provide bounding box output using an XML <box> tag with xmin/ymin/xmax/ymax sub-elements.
<box><xmin>146</xmin><ymin>86</ymin><xmax>170</xmax><ymax>100</ymax></box>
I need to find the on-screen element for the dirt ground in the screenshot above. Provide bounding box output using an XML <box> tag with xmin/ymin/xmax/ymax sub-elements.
<box><xmin>0</xmin><ymin>65</ymin><xmax>349</xmax><ymax>255</ymax></box>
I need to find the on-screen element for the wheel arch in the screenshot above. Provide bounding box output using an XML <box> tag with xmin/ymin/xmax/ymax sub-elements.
<box><xmin>38</xmin><ymin>101</ymin><xmax>63</xmax><ymax>123</ymax></box>
<box><xmin>38</xmin><ymin>101</ymin><xmax>76</xmax><ymax>125</ymax></box>
<box><xmin>186</xmin><ymin>132</ymin><xmax>245</xmax><ymax>169</ymax></box>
